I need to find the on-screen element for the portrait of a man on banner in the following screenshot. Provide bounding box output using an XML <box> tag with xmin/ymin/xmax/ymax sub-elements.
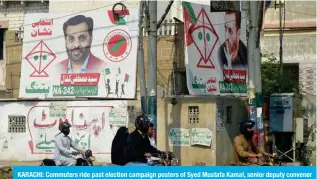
<box><xmin>55</xmin><ymin>15</ymin><xmax>106</xmax><ymax>74</ymax></box>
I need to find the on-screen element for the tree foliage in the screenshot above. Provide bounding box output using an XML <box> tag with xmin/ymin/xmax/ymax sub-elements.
<box><xmin>261</xmin><ymin>53</ymin><xmax>301</xmax><ymax>97</ymax></box>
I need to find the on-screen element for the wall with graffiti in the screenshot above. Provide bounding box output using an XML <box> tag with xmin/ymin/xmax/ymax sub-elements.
<box><xmin>0</xmin><ymin>100</ymin><xmax>128</xmax><ymax>162</ymax></box>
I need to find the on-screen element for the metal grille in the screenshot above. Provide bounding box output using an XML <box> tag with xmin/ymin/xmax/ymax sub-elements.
<box><xmin>188</xmin><ymin>106</ymin><xmax>199</xmax><ymax>123</ymax></box>
<box><xmin>8</xmin><ymin>115</ymin><xmax>26</xmax><ymax>133</ymax></box>
<box><xmin>227</xmin><ymin>106</ymin><xmax>232</xmax><ymax>124</ymax></box>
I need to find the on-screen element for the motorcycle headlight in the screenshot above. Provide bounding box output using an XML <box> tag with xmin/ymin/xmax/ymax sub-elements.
<box><xmin>90</xmin><ymin>156</ymin><xmax>96</xmax><ymax>161</ymax></box>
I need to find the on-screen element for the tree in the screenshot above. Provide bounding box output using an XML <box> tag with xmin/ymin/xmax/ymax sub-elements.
<box><xmin>261</xmin><ymin>53</ymin><xmax>301</xmax><ymax>97</ymax></box>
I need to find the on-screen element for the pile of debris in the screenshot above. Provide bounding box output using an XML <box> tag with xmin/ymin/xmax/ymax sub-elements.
<box><xmin>0</xmin><ymin>166</ymin><xmax>12</xmax><ymax>179</ymax></box>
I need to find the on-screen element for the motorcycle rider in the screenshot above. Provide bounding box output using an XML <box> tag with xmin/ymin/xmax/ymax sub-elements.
<box><xmin>125</xmin><ymin>115</ymin><xmax>165</xmax><ymax>166</ymax></box>
<box><xmin>53</xmin><ymin>121</ymin><xmax>85</xmax><ymax>166</ymax></box>
<box><xmin>148</xmin><ymin>122</ymin><xmax>156</xmax><ymax>148</ymax></box>
<box><xmin>232</xmin><ymin>120</ymin><xmax>273</xmax><ymax>166</ymax></box>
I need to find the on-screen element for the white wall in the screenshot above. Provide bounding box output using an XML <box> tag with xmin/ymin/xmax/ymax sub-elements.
<box><xmin>0</xmin><ymin>100</ymin><xmax>128</xmax><ymax>162</ymax></box>
<box><xmin>48</xmin><ymin>0</ymin><xmax>210</xmax><ymax>21</ymax></box>
<box><xmin>49</xmin><ymin>1</ymin><xmax>140</xmax><ymax>14</ymax></box>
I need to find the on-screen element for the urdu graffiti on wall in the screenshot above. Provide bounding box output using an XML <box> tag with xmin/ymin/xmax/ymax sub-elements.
<box><xmin>0</xmin><ymin>136</ymin><xmax>8</xmax><ymax>151</ymax></box>
<box><xmin>25</xmin><ymin>101</ymin><xmax>128</xmax><ymax>154</ymax></box>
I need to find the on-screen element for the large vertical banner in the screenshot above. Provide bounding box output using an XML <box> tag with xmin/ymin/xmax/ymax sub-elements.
<box><xmin>182</xmin><ymin>1</ymin><xmax>248</xmax><ymax>96</ymax></box>
<box><xmin>19</xmin><ymin>9</ymin><xmax>139</xmax><ymax>99</ymax></box>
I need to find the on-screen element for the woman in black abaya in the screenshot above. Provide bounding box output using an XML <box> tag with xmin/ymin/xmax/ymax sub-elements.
<box><xmin>111</xmin><ymin>126</ymin><xmax>129</xmax><ymax>165</ymax></box>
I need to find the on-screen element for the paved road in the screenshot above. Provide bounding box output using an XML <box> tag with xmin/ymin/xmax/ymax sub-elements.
<box><xmin>0</xmin><ymin>161</ymin><xmax>111</xmax><ymax>167</ymax></box>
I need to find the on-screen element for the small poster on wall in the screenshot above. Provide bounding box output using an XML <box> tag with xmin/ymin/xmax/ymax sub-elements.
<box><xmin>216</xmin><ymin>105</ymin><xmax>227</xmax><ymax>131</ymax></box>
<box><xmin>191</xmin><ymin>128</ymin><xmax>213</xmax><ymax>146</ymax></box>
<box><xmin>169</xmin><ymin>128</ymin><xmax>190</xmax><ymax>146</ymax></box>
<box><xmin>49</xmin><ymin>102</ymin><xmax>67</xmax><ymax>118</ymax></box>
<box><xmin>108</xmin><ymin>108</ymin><xmax>128</xmax><ymax>127</ymax></box>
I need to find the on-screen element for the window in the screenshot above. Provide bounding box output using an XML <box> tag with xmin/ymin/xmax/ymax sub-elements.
<box><xmin>8</xmin><ymin>115</ymin><xmax>26</xmax><ymax>133</ymax></box>
<box><xmin>0</xmin><ymin>29</ymin><xmax>4</xmax><ymax>60</ymax></box>
<box><xmin>226</xmin><ymin>106</ymin><xmax>232</xmax><ymax>124</ymax></box>
<box><xmin>188</xmin><ymin>106</ymin><xmax>199</xmax><ymax>123</ymax></box>
<box><xmin>128</xmin><ymin>105</ymin><xmax>135</xmax><ymax>111</ymax></box>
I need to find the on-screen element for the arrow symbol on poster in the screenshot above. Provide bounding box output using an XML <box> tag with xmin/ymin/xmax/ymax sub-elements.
<box><xmin>150</xmin><ymin>89</ymin><xmax>156</xmax><ymax>96</ymax></box>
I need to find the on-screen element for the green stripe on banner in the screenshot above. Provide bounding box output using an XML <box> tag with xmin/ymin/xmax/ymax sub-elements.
<box><xmin>182</xmin><ymin>1</ymin><xmax>197</xmax><ymax>24</ymax></box>
<box><xmin>111</xmin><ymin>38</ymin><xmax>125</xmax><ymax>52</ymax></box>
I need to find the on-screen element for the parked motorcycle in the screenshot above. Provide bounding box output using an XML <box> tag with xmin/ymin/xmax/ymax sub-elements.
<box><xmin>147</xmin><ymin>152</ymin><xmax>179</xmax><ymax>166</ymax></box>
<box><xmin>40</xmin><ymin>149</ymin><xmax>95</xmax><ymax>166</ymax></box>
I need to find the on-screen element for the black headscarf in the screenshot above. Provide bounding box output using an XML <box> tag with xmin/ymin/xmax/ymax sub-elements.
<box><xmin>239</xmin><ymin>120</ymin><xmax>255</xmax><ymax>140</ymax></box>
<box><xmin>111</xmin><ymin>126</ymin><xmax>129</xmax><ymax>165</ymax></box>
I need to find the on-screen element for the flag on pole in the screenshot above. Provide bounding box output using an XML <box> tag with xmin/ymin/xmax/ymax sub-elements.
<box><xmin>182</xmin><ymin>1</ymin><xmax>196</xmax><ymax>46</ymax></box>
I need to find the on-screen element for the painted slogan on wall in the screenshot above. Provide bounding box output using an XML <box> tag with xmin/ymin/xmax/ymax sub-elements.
<box><xmin>19</xmin><ymin>9</ymin><xmax>139</xmax><ymax>99</ymax></box>
<box><xmin>182</xmin><ymin>1</ymin><xmax>248</xmax><ymax>96</ymax></box>
<box><xmin>0</xmin><ymin>101</ymin><xmax>128</xmax><ymax>160</ymax></box>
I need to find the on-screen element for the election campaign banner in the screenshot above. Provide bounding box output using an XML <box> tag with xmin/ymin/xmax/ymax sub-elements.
<box><xmin>183</xmin><ymin>1</ymin><xmax>248</xmax><ymax>96</ymax></box>
<box><xmin>19</xmin><ymin>9</ymin><xmax>139</xmax><ymax>99</ymax></box>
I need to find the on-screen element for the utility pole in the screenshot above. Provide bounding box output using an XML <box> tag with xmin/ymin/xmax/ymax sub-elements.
<box><xmin>147</xmin><ymin>1</ymin><xmax>158</xmax><ymax>135</ymax></box>
<box><xmin>137</xmin><ymin>1</ymin><xmax>147</xmax><ymax>114</ymax></box>
<box><xmin>279</xmin><ymin>0</ymin><xmax>283</xmax><ymax>72</ymax></box>
<box><xmin>255</xmin><ymin>2</ymin><xmax>264</xmax><ymax>94</ymax></box>
<box><xmin>247</xmin><ymin>1</ymin><xmax>259</xmax><ymax>106</ymax></box>
<box><xmin>248</xmin><ymin>0</ymin><xmax>265</xmax><ymax>150</ymax></box>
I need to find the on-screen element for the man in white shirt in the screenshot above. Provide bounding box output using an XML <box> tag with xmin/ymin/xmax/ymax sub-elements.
<box><xmin>148</xmin><ymin>123</ymin><xmax>156</xmax><ymax>148</ymax></box>
<box><xmin>53</xmin><ymin>121</ymin><xmax>85</xmax><ymax>166</ymax></box>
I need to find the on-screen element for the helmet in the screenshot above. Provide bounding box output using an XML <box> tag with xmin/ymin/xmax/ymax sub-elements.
<box><xmin>135</xmin><ymin>115</ymin><xmax>150</xmax><ymax>133</ymax></box>
<box><xmin>59</xmin><ymin>121</ymin><xmax>71</xmax><ymax>136</ymax></box>
<box><xmin>59</xmin><ymin>121</ymin><xmax>71</xmax><ymax>131</ymax></box>
<box><xmin>239</xmin><ymin>120</ymin><xmax>255</xmax><ymax>139</ymax></box>
<box><xmin>240</xmin><ymin>120</ymin><xmax>255</xmax><ymax>129</ymax></box>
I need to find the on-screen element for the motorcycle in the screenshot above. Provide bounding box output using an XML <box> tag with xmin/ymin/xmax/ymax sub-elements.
<box><xmin>258</xmin><ymin>155</ymin><xmax>285</xmax><ymax>166</ymax></box>
<box><xmin>40</xmin><ymin>149</ymin><xmax>95</xmax><ymax>166</ymax></box>
<box><xmin>147</xmin><ymin>152</ymin><xmax>179</xmax><ymax>166</ymax></box>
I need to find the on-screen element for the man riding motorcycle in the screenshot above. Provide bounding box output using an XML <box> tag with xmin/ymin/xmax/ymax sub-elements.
<box><xmin>53</xmin><ymin>121</ymin><xmax>85</xmax><ymax>166</ymax></box>
<box><xmin>232</xmin><ymin>120</ymin><xmax>273</xmax><ymax>166</ymax></box>
<box><xmin>125</xmin><ymin>115</ymin><xmax>168</xmax><ymax>166</ymax></box>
